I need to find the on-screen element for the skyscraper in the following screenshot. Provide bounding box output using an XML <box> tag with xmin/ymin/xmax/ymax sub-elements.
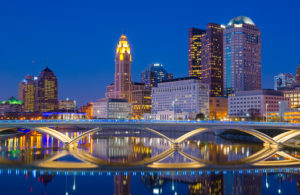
<box><xmin>223</xmin><ymin>16</ymin><xmax>261</xmax><ymax>95</ymax></box>
<box><xmin>141</xmin><ymin>63</ymin><xmax>173</xmax><ymax>89</ymax></box>
<box><xmin>106</xmin><ymin>35</ymin><xmax>132</xmax><ymax>101</ymax></box>
<box><xmin>188</xmin><ymin>24</ymin><xmax>224</xmax><ymax>97</ymax></box>
<box><xmin>18</xmin><ymin>75</ymin><xmax>37</xmax><ymax>112</ymax></box>
<box><xmin>201</xmin><ymin>23</ymin><xmax>224</xmax><ymax>97</ymax></box>
<box><xmin>36</xmin><ymin>67</ymin><xmax>58</xmax><ymax>112</ymax></box>
<box><xmin>188</xmin><ymin>28</ymin><xmax>206</xmax><ymax>78</ymax></box>
<box><xmin>106</xmin><ymin>35</ymin><xmax>151</xmax><ymax>119</ymax></box>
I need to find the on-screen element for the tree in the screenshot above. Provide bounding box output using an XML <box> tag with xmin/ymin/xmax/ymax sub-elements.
<box><xmin>196</xmin><ymin>113</ymin><xmax>205</xmax><ymax>120</ymax></box>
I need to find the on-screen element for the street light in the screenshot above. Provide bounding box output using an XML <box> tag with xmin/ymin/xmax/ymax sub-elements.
<box><xmin>266</xmin><ymin>103</ymin><xmax>269</xmax><ymax>122</ymax></box>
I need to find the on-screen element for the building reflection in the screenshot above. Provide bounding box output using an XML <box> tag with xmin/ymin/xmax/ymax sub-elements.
<box><xmin>114</xmin><ymin>174</ymin><xmax>131</xmax><ymax>195</ymax></box>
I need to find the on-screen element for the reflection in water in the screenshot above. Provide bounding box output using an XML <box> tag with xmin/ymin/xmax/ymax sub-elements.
<box><xmin>1</xmin><ymin>129</ymin><xmax>300</xmax><ymax>194</ymax></box>
<box><xmin>1</xmin><ymin>170</ymin><xmax>300</xmax><ymax>194</ymax></box>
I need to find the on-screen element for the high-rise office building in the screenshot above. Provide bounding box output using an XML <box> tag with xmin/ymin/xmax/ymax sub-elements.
<box><xmin>188</xmin><ymin>28</ymin><xmax>206</xmax><ymax>78</ymax></box>
<box><xmin>141</xmin><ymin>63</ymin><xmax>173</xmax><ymax>89</ymax></box>
<box><xmin>18</xmin><ymin>75</ymin><xmax>37</xmax><ymax>112</ymax></box>
<box><xmin>36</xmin><ymin>67</ymin><xmax>58</xmax><ymax>112</ymax></box>
<box><xmin>188</xmin><ymin>24</ymin><xmax>224</xmax><ymax>97</ymax></box>
<box><xmin>201</xmin><ymin>23</ymin><xmax>224</xmax><ymax>97</ymax></box>
<box><xmin>106</xmin><ymin>35</ymin><xmax>132</xmax><ymax>101</ymax></box>
<box><xmin>223</xmin><ymin>16</ymin><xmax>261</xmax><ymax>95</ymax></box>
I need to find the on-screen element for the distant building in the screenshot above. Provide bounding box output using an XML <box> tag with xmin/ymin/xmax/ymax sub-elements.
<box><xmin>131</xmin><ymin>83</ymin><xmax>151</xmax><ymax>119</ymax></box>
<box><xmin>80</xmin><ymin>102</ymin><xmax>93</xmax><ymax>119</ymax></box>
<box><xmin>141</xmin><ymin>63</ymin><xmax>173</xmax><ymax>89</ymax></box>
<box><xmin>283</xmin><ymin>87</ymin><xmax>300</xmax><ymax>108</ymax></box>
<box><xmin>209</xmin><ymin>97</ymin><xmax>228</xmax><ymax>120</ymax></box>
<box><xmin>223</xmin><ymin>16</ymin><xmax>261</xmax><ymax>95</ymax></box>
<box><xmin>42</xmin><ymin>111</ymin><xmax>86</xmax><ymax>120</ymax></box>
<box><xmin>36</xmin><ymin>67</ymin><xmax>58</xmax><ymax>112</ymax></box>
<box><xmin>151</xmin><ymin>77</ymin><xmax>209</xmax><ymax>119</ymax></box>
<box><xmin>92</xmin><ymin>98</ymin><xmax>131</xmax><ymax>119</ymax></box>
<box><xmin>188</xmin><ymin>24</ymin><xmax>224</xmax><ymax>97</ymax></box>
<box><xmin>228</xmin><ymin>89</ymin><xmax>289</xmax><ymax>119</ymax></box>
<box><xmin>18</xmin><ymin>75</ymin><xmax>37</xmax><ymax>112</ymax></box>
<box><xmin>0</xmin><ymin>97</ymin><xmax>23</xmax><ymax>116</ymax></box>
<box><xmin>59</xmin><ymin>98</ymin><xmax>77</xmax><ymax>111</ymax></box>
<box><xmin>274</xmin><ymin>73</ymin><xmax>295</xmax><ymax>90</ymax></box>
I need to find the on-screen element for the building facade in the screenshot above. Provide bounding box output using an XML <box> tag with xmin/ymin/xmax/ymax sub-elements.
<box><xmin>283</xmin><ymin>87</ymin><xmax>300</xmax><ymax>108</ymax></box>
<box><xmin>274</xmin><ymin>73</ymin><xmax>295</xmax><ymax>90</ymax></box>
<box><xmin>35</xmin><ymin>67</ymin><xmax>58</xmax><ymax>112</ymax></box>
<box><xmin>92</xmin><ymin>98</ymin><xmax>131</xmax><ymax>119</ymax></box>
<box><xmin>18</xmin><ymin>75</ymin><xmax>37</xmax><ymax>112</ymax></box>
<box><xmin>223</xmin><ymin>16</ymin><xmax>261</xmax><ymax>95</ymax></box>
<box><xmin>80</xmin><ymin>102</ymin><xmax>93</xmax><ymax>119</ymax></box>
<box><xmin>0</xmin><ymin>97</ymin><xmax>23</xmax><ymax>116</ymax></box>
<box><xmin>151</xmin><ymin>77</ymin><xmax>209</xmax><ymax>119</ymax></box>
<box><xmin>131</xmin><ymin>83</ymin><xmax>151</xmax><ymax>119</ymax></box>
<box><xmin>209</xmin><ymin>97</ymin><xmax>228</xmax><ymax>120</ymax></box>
<box><xmin>59</xmin><ymin>98</ymin><xmax>77</xmax><ymax>111</ymax></box>
<box><xmin>141</xmin><ymin>63</ymin><xmax>173</xmax><ymax>89</ymax></box>
<box><xmin>106</xmin><ymin>35</ymin><xmax>132</xmax><ymax>101</ymax></box>
<box><xmin>228</xmin><ymin>90</ymin><xmax>289</xmax><ymax>119</ymax></box>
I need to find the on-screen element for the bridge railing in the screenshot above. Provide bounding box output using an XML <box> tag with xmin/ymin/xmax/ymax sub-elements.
<box><xmin>0</xmin><ymin>119</ymin><xmax>299</xmax><ymax>127</ymax></box>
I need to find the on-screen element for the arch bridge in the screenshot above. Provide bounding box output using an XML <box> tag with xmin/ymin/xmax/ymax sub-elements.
<box><xmin>0</xmin><ymin>120</ymin><xmax>300</xmax><ymax>148</ymax></box>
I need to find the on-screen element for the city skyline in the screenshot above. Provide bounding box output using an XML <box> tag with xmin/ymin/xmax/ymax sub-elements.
<box><xmin>0</xmin><ymin>0</ymin><xmax>299</xmax><ymax>106</ymax></box>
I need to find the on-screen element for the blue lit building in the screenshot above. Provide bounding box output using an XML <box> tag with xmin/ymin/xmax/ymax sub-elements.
<box><xmin>141</xmin><ymin>63</ymin><xmax>173</xmax><ymax>89</ymax></box>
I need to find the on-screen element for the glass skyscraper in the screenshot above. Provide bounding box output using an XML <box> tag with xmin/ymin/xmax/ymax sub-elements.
<box><xmin>141</xmin><ymin>63</ymin><xmax>173</xmax><ymax>89</ymax></box>
<box><xmin>223</xmin><ymin>16</ymin><xmax>261</xmax><ymax>95</ymax></box>
<box><xmin>188</xmin><ymin>24</ymin><xmax>224</xmax><ymax>97</ymax></box>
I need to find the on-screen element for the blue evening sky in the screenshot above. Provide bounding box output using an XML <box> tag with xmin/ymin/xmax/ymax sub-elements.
<box><xmin>0</xmin><ymin>0</ymin><xmax>299</xmax><ymax>106</ymax></box>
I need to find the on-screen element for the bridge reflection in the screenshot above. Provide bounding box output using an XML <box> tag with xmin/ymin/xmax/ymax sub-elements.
<box><xmin>1</xmin><ymin>143</ymin><xmax>300</xmax><ymax>171</ymax></box>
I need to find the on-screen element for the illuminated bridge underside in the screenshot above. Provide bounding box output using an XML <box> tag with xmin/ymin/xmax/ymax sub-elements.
<box><xmin>29</xmin><ymin>147</ymin><xmax>300</xmax><ymax>170</ymax></box>
<box><xmin>0</xmin><ymin>121</ymin><xmax>300</xmax><ymax>147</ymax></box>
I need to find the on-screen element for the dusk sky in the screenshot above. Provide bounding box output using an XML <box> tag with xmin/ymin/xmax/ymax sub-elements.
<box><xmin>0</xmin><ymin>0</ymin><xmax>299</xmax><ymax>106</ymax></box>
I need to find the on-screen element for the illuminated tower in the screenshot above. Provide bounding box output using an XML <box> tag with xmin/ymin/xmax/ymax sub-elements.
<box><xmin>188</xmin><ymin>28</ymin><xmax>206</xmax><ymax>78</ymax></box>
<box><xmin>18</xmin><ymin>75</ymin><xmax>37</xmax><ymax>112</ymax></box>
<box><xmin>223</xmin><ymin>16</ymin><xmax>261</xmax><ymax>95</ymax></box>
<box><xmin>36</xmin><ymin>67</ymin><xmax>58</xmax><ymax>112</ymax></box>
<box><xmin>201</xmin><ymin>23</ymin><xmax>224</xmax><ymax>97</ymax></box>
<box><xmin>112</xmin><ymin>35</ymin><xmax>132</xmax><ymax>101</ymax></box>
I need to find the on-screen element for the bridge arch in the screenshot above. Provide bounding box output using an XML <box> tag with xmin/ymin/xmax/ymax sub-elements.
<box><xmin>273</xmin><ymin>129</ymin><xmax>300</xmax><ymax>144</ymax></box>
<box><xmin>29</xmin><ymin>126</ymin><xmax>174</xmax><ymax>146</ymax></box>
<box><xmin>32</xmin><ymin>127</ymin><xmax>71</xmax><ymax>143</ymax></box>
<box><xmin>175</xmin><ymin>127</ymin><xmax>278</xmax><ymax>145</ymax></box>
